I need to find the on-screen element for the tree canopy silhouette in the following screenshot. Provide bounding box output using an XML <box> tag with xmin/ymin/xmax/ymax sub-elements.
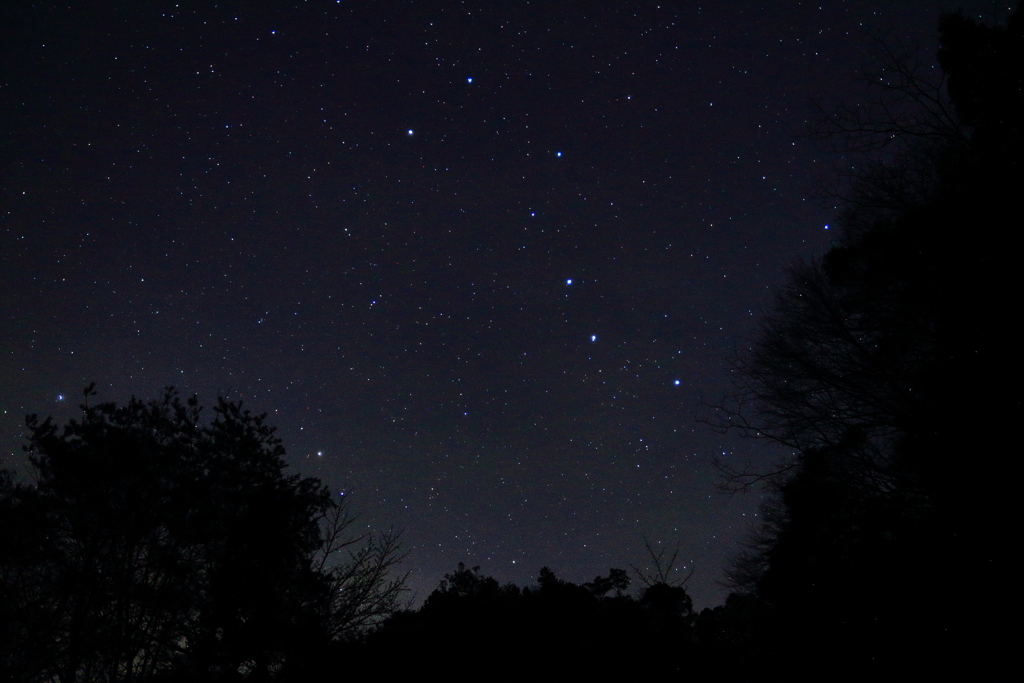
<box><xmin>0</xmin><ymin>386</ymin><xmax>406</xmax><ymax>682</ymax></box>
<box><xmin>711</xmin><ymin>5</ymin><xmax>1022</xmax><ymax>676</ymax></box>
<box><xmin>344</xmin><ymin>563</ymin><xmax>697</xmax><ymax>678</ymax></box>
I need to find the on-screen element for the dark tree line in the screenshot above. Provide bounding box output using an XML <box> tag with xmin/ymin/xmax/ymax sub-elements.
<box><xmin>3</xmin><ymin>6</ymin><xmax>1020</xmax><ymax>681</ymax></box>
<box><xmin>331</xmin><ymin>563</ymin><xmax>701</xmax><ymax>678</ymax></box>
<box><xmin>338</xmin><ymin>9</ymin><xmax>1021</xmax><ymax>673</ymax></box>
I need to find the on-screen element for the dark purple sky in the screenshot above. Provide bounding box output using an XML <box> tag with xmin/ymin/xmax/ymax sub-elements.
<box><xmin>0</xmin><ymin>0</ymin><xmax>998</xmax><ymax>607</ymax></box>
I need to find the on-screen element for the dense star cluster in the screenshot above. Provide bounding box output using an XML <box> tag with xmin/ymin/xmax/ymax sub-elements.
<box><xmin>0</xmin><ymin>0</ymin><xmax>1000</xmax><ymax>607</ymax></box>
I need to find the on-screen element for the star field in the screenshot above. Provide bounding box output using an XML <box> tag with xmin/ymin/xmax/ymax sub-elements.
<box><xmin>0</xmin><ymin>0</ymin><xmax>998</xmax><ymax>607</ymax></box>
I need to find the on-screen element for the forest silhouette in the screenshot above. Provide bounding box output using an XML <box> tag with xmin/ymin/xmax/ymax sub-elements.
<box><xmin>2</xmin><ymin>6</ymin><xmax>1020</xmax><ymax>681</ymax></box>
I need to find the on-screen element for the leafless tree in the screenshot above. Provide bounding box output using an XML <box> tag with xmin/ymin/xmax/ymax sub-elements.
<box><xmin>697</xmin><ymin>23</ymin><xmax>1003</xmax><ymax>603</ymax></box>
<box><xmin>811</xmin><ymin>32</ymin><xmax>967</xmax><ymax>154</ymax></box>
<box><xmin>720</xmin><ymin>496</ymin><xmax>786</xmax><ymax>593</ymax></box>
<box><xmin>809</xmin><ymin>30</ymin><xmax>970</xmax><ymax>221</ymax></box>
<box><xmin>701</xmin><ymin>26</ymin><xmax>975</xmax><ymax>497</ymax></box>
<box><xmin>312</xmin><ymin>502</ymin><xmax>409</xmax><ymax>640</ymax></box>
<box><xmin>705</xmin><ymin>256</ymin><xmax>928</xmax><ymax>495</ymax></box>
<box><xmin>631</xmin><ymin>536</ymin><xmax>693</xmax><ymax>589</ymax></box>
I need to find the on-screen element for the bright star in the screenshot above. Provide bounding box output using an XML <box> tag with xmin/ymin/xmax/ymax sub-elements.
<box><xmin>590</xmin><ymin>335</ymin><xmax>597</xmax><ymax>342</ymax></box>
<box><xmin>566</xmin><ymin>279</ymin><xmax>572</xmax><ymax>285</ymax></box>
<box><xmin>407</xmin><ymin>129</ymin><xmax>414</xmax><ymax>135</ymax></box>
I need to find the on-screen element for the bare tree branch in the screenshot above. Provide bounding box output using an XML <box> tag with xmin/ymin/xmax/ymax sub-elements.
<box><xmin>314</xmin><ymin>503</ymin><xmax>410</xmax><ymax>640</ymax></box>
<box><xmin>631</xmin><ymin>536</ymin><xmax>693</xmax><ymax>588</ymax></box>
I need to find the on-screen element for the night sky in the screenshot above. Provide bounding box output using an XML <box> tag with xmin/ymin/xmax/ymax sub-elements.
<box><xmin>1</xmin><ymin>0</ymin><xmax>998</xmax><ymax>608</ymax></box>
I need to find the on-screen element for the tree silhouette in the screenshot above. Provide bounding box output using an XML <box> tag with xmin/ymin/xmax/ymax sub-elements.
<box><xmin>583</xmin><ymin>567</ymin><xmax>630</xmax><ymax>597</ymax></box>
<box><xmin>312</xmin><ymin>505</ymin><xmax>408</xmax><ymax>642</ymax></box>
<box><xmin>632</xmin><ymin>536</ymin><xmax>693</xmax><ymax>589</ymax></box>
<box><xmin>0</xmin><ymin>387</ymin><xmax>406</xmax><ymax>682</ymax></box>
<box><xmin>342</xmin><ymin>563</ymin><xmax>702</xmax><ymax>678</ymax></box>
<box><xmin>710</xmin><ymin>5</ymin><xmax>1022</xmax><ymax>675</ymax></box>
